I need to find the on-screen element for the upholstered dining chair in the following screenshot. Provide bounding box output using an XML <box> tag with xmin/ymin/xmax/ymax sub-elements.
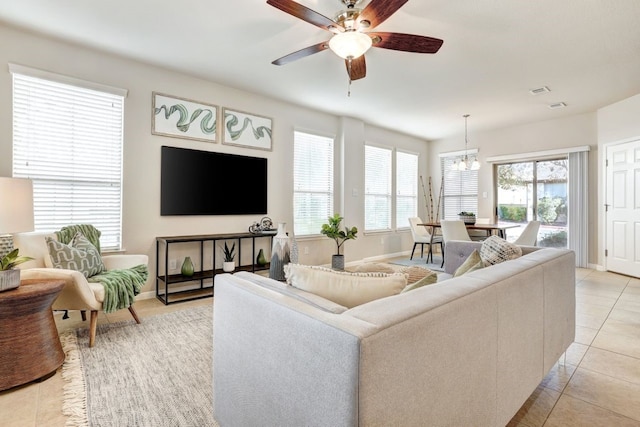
<box><xmin>514</xmin><ymin>221</ymin><xmax>541</xmax><ymax>246</ymax></box>
<box><xmin>468</xmin><ymin>217</ymin><xmax>492</xmax><ymax>241</ymax></box>
<box><xmin>408</xmin><ymin>217</ymin><xmax>443</xmax><ymax>264</ymax></box>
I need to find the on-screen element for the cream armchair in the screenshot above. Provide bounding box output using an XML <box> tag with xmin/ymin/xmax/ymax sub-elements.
<box><xmin>13</xmin><ymin>231</ymin><xmax>148</xmax><ymax>347</ymax></box>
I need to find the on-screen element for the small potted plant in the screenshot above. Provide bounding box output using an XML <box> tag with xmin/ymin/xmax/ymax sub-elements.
<box><xmin>458</xmin><ymin>211</ymin><xmax>476</xmax><ymax>224</ymax></box>
<box><xmin>222</xmin><ymin>241</ymin><xmax>236</xmax><ymax>272</ymax></box>
<box><xmin>321</xmin><ymin>213</ymin><xmax>358</xmax><ymax>270</ymax></box>
<box><xmin>0</xmin><ymin>248</ymin><xmax>34</xmax><ymax>292</ymax></box>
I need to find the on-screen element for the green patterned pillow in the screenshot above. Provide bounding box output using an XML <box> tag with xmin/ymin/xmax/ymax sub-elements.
<box><xmin>46</xmin><ymin>232</ymin><xmax>105</xmax><ymax>278</ymax></box>
<box><xmin>454</xmin><ymin>249</ymin><xmax>483</xmax><ymax>277</ymax></box>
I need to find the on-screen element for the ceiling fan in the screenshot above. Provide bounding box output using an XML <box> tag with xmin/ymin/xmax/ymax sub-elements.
<box><xmin>267</xmin><ymin>0</ymin><xmax>443</xmax><ymax>82</ymax></box>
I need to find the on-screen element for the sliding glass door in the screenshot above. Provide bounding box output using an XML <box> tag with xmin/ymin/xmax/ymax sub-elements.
<box><xmin>496</xmin><ymin>158</ymin><xmax>568</xmax><ymax>247</ymax></box>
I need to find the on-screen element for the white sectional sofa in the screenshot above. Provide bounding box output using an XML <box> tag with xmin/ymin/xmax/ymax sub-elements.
<box><xmin>212</xmin><ymin>241</ymin><xmax>575</xmax><ymax>427</ymax></box>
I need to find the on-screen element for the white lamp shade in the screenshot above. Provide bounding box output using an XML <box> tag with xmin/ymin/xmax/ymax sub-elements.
<box><xmin>0</xmin><ymin>177</ymin><xmax>34</xmax><ymax>234</ymax></box>
<box><xmin>328</xmin><ymin>31</ymin><xmax>372</xmax><ymax>59</ymax></box>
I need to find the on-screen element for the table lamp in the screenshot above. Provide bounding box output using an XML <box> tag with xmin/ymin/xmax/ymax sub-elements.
<box><xmin>0</xmin><ymin>177</ymin><xmax>35</xmax><ymax>291</ymax></box>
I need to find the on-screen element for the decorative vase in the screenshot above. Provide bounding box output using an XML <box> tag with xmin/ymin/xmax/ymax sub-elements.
<box><xmin>256</xmin><ymin>248</ymin><xmax>267</xmax><ymax>267</ymax></box>
<box><xmin>269</xmin><ymin>222</ymin><xmax>290</xmax><ymax>281</ymax></box>
<box><xmin>181</xmin><ymin>256</ymin><xmax>195</xmax><ymax>277</ymax></box>
<box><xmin>0</xmin><ymin>269</ymin><xmax>21</xmax><ymax>292</ymax></box>
<box><xmin>223</xmin><ymin>261</ymin><xmax>235</xmax><ymax>272</ymax></box>
<box><xmin>331</xmin><ymin>254</ymin><xmax>345</xmax><ymax>271</ymax></box>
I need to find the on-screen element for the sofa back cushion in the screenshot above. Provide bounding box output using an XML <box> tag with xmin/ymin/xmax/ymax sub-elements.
<box><xmin>284</xmin><ymin>264</ymin><xmax>407</xmax><ymax>308</ymax></box>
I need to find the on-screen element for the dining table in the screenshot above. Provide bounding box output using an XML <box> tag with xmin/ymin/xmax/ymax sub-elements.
<box><xmin>419</xmin><ymin>221</ymin><xmax>520</xmax><ymax>240</ymax></box>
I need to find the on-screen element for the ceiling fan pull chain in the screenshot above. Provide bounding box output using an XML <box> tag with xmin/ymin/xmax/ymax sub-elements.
<box><xmin>347</xmin><ymin>57</ymin><xmax>352</xmax><ymax>97</ymax></box>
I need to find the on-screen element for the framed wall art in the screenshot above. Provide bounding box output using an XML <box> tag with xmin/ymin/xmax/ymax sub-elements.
<box><xmin>222</xmin><ymin>108</ymin><xmax>273</xmax><ymax>151</ymax></box>
<box><xmin>152</xmin><ymin>92</ymin><xmax>218</xmax><ymax>143</ymax></box>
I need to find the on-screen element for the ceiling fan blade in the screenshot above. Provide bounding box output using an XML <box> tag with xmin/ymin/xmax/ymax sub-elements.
<box><xmin>272</xmin><ymin>41</ymin><xmax>330</xmax><ymax>65</ymax></box>
<box><xmin>346</xmin><ymin>56</ymin><xmax>366</xmax><ymax>80</ymax></box>
<box><xmin>369</xmin><ymin>32</ymin><xmax>443</xmax><ymax>54</ymax></box>
<box><xmin>267</xmin><ymin>0</ymin><xmax>343</xmax><ymax>33</ymax></box>
<box><xmin>357</xmin><ymin>0</ymin><xmax>408</xmax><ymax>30</ymax></box>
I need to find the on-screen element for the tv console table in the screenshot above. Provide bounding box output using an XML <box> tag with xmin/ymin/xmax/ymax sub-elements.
<box><xmin>155</xmin><ymin>232</ymin><xmax>274</xmax><ymax>305</ymax></box>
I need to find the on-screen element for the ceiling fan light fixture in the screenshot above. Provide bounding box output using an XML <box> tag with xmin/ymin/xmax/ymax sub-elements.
<box><xmin>329</xmin><ymin>31</ymin><xmax>372</xmax><ymax>59</ymax></box>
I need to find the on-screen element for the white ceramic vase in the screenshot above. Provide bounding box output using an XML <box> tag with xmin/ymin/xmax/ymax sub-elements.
<box><xmin>223</xmin><ymin>261</ymin><xmax>235</xmax><ymax>272</ymax></box>
<box><xmin>269</xmin><ymin>222</ymin><xmax>290</xmax><ymax>281</ymax></box>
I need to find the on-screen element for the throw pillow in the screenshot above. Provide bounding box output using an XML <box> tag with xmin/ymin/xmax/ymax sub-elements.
<box><xmin>46</xmin><ymin>232</ymin><xmax>105</xmax><ymax>278</ymax></box>
<box><xmin>454</xmin><ymin>249</ymin><xmax>483</xmax><ymax>277</ymax></box>
<box><xmin>479</xmin><ymin>235</ymin><xmax>522</xmax><ymax>266</ymax></box>
<box><xmin>400</xmin><ymin>270</ymin><xmax>438</xmax><ymax>293</ymax></box>
<box><xmin>398</xmin><ymin>265</ymin><xmax>435</xmax><ymax>284</ymax></box>
<box><xmin>353</xmin><ymin>262</ymin><xmax>396</xmax><ymax>274</ymax></box>
<box><xmin>284</xmin><ymin>263</ymin><xmax>407</xmax><ymax>308</ymax></box>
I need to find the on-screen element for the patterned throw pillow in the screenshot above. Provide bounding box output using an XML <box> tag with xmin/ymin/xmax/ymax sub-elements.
<box><xmin>46</xmin><ymin>232</ymin><xmax>105</xmax><ymax>278</ymax></box>
<box><xmin>479</xmin><ymin>235</ymin><xmax>522</xmax><ymax>266</ymax></box>
<box><xmin>400</xmin><ymin>270</ymin><xmax>438</xmax><ymax>293</ymax></box>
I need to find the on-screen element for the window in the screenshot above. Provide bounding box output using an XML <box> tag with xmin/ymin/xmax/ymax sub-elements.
<box><xmin>396</xmin><ymin>151</ymin><xmax>419</xmax><ymax>228</ymax></box>
<box><xmin>11</xmin><ymin>65</ymin><xmax>127</xmax><ymax>251</ymax></box>
<box><xmin>364</xmin><ymin>145</ymin><xmax>392</xmax><ymax>231</ymax></box>
<box><xmin>293</xmin><ymin>130</ymin><xmax>334</xmax><ymax>236</ymax></box>
<box><xmin>441</xmin><ymin>155</ymin><xmax>478</xmax><ymax>219</ymax></box>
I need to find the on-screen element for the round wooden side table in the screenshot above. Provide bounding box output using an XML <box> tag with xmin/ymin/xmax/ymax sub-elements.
<box><xmin>0</xmin><ymin>279</ymin><xmax>66</xmax><ymax>391</ymax></box>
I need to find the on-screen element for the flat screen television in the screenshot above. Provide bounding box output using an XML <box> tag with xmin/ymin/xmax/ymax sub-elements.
<box><xmin>161</xmin><ymin>145</ymin><xmax>267</xmax><ymax>216</ymax></box>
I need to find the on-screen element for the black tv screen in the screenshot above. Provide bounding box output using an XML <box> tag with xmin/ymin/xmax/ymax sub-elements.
<box><xmin>161</xmin><ymin>145</ymin><xmax>267</xmax><ymax>216</ymax></box>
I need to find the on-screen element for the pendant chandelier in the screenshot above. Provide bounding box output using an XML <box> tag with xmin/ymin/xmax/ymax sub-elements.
<box><xmin>452</xmin><ymin>114</ymin><xmax>480</xmax><ymax>171</ymax></box>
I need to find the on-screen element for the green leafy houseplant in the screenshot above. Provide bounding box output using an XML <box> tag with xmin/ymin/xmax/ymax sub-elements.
<box><xmin>321</xmin><ymin>214</ymin><xmax>358</xmax><ymax>255</ymax></box>
<box><xmin>222</xmin><ymin>242</ymin><xmax>236</xmax><ymax>262</ymax></box>
<box><xmin>0</xmin><ymin>248</ymin><xmax>33</xmax><ymax>271</ymax></box>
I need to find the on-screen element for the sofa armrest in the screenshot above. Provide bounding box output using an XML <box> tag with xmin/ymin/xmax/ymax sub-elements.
<box><xmin>102</xmin><ymin>254</ymin><xmax>148</xmax><ymax>270</ymax></box>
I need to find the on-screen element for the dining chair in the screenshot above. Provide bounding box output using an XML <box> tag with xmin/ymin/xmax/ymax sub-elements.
<box><xmin>468</xmin><ymin>217</ymin><xmax>492</xmax><ymax>241</ymax></box>
<box><xmin>408</xmin><ymin>217</ymin><xmax>443</xmax><ymax>263</ymax></box>
<box><xmin>440</xmin><ymin>220</ymin><xmax>471</xmax><ymax>268</ymax></box>
<box><xmin>514</xmin><ymin>221</ymin><xmax>541</xmax><ymax>246</ymax></box>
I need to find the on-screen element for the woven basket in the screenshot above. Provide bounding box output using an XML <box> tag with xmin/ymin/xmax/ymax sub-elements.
<box><xmin>458</xmin><ymin>214</ymin><xmax>476</xmax><ymax>225</ymax></box>
<box><xmin>0</xmin><ymin>269</ymin><xmax>20</xmax><ymax>292</ymax></box>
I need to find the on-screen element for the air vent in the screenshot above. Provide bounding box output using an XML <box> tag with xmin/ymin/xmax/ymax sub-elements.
<box><xmin>529</xmin><ymin>86</ymin><xmax>550</xmax><ymax>95</ymax></box>
<box><xmin>548</xmin><ymin>102</ymin><xmax>567</xmax><ymax>109</ymax></box>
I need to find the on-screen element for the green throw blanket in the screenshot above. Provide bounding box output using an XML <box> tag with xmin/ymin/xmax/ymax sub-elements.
<box><xmin>55</xmin><ymin>224</ymin><xmax>148</xmax><ymax>313</ymax></box>
<box><xmin>88</xmin><ymin>264</ymin><xmax>148</xmax><ymax>313</ymax></box>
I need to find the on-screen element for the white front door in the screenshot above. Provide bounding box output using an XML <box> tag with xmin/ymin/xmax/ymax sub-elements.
<box><xmin>606</xmin><ymin>139</ymin><xmax>640</xmax><ymax>277</ymax></box>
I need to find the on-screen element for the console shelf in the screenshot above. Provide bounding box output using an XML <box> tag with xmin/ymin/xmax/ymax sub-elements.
<box><xmin>155</xmin><ymin>232</ymin><xmax>273</xmax><ymax>305</ymax></box>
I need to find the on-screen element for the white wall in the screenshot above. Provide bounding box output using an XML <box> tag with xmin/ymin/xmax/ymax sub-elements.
<box><xmin>0</xmin><ymin>23</ymin><xmax>429</xmax><ymax>292</ymax></box>
<box><xmin>427</xmin><ymin>113</ymin><xmax>599</xmax><ymax>264</ymax></box>
<box><xmin>597</xmin><ymin>93</ymin><xmax>640</xmax><ymax>268</ymax></box>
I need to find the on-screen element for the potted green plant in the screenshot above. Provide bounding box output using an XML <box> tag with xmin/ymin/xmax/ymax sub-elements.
<box><xmin>0</xmin><ymin>248</ymin><xmax>34</xmax><ymax>292</ymax></box>
<box><xmin>222</xmin><ymin>241</ymin><xmax>236</xmax><ymax>272</ymax></box>
<box><xmin>458</xmin><ymin>211</ymin><xmax>476</xmax><ymax>224</ymax></box>
<box><xmin>321</xmin><ymin>214</ymin><xmax>358</xmax><ymax>270</ymax></box>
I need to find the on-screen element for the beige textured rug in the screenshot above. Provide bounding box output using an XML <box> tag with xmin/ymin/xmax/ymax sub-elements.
<box><xmin>60</xmin><ymin>305</ymin><xmax>218</xmax><ymax>427</ymax></box>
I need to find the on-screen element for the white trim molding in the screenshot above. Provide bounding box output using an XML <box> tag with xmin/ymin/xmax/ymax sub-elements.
<box><xmin>486</xmin><ymin>145</ymin><xmax>590</xmax><ymax>164</ymax></box>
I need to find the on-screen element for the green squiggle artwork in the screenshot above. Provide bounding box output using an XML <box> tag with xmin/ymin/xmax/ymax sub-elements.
<box><xmin>225</xmin><ymin>113</ymin><xmax>272</xmax><ymax>142</ymax></box>
<box><xmin>155</xmin><ymin>104</ymin><xmax>216</xmax><ymax>135</ymax></box>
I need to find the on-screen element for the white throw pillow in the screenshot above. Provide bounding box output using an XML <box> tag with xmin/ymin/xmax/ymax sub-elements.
<box><xmin>479</xmin><ymin>235</ymin><xmax>522</xmax><ymax>265</ymax></box>
<box><xmin>284</xmin><ymin>264</ymin><xmax>407</xmax><ymax>308</ymax></box>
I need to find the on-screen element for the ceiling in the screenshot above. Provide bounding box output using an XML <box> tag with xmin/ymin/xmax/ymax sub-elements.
<box><xmin>1</xmin><ymin>0</ymin><xmax>640</xmax><ymax>141</ymax></box>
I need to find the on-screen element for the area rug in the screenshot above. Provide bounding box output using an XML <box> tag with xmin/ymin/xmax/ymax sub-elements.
<box><xmin>60</xmin><ymin>305</ymin><xmax>218</xmax><ymax>427</ymax></box>
<box><xmin>388</xmin><ymin>255</ymin><xmax>444</xmax><ymax>272</ymax></box>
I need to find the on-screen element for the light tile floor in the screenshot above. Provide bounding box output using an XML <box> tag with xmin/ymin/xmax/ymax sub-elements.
<box><xmin>1</xmin><ymin>268</ymin><xmax>639</xmax><ymax>426</ymax></box>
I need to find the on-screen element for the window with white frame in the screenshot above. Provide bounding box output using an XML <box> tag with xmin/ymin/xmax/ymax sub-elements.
<box><xmin>293</xmin><ymin>130</ymin><xmax>334</xmax><ymax>236</ymax></box>
<box><xmin>441</xmin><ymin>154</ymin><xmax>478</xmax><ymax>219</ymax></box>
<box><xmin>11</xmin><ymin>65</ymin><xmax>127</xmax><ymax>251</ymax></box>
<box><xmin>364</xmin><ymin>145</ymin><xmax>392</xmax><ymax>231</ymax></box>
<box><xmin>396</xmin><ymin>151</ymin><xmax>419</xmax><ymax>228</ymax></box>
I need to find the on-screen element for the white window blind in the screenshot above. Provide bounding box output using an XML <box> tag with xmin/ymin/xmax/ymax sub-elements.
<box><xmin>293</xmin><ymin>131</ymin><xmax>334</xmax><ymax>236</ymax></box>
<box><xmin>365</xmin><ymin>145</ymin><xmax>392</xmax><ymax>231</ymax></box>
<box><xmin>396</xmin><ymin>151</ymin><xmax>418</xmax><ymax>228</ymax></box>
<box><xmin>441</xmin><ymin>156</ymin><xmax>478</xmax><ymax>219</ymax></box>
<box><xmin>12</xmin><ymin>69</ymin><xmax>125</xmax><ymax>251</ymax></box>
